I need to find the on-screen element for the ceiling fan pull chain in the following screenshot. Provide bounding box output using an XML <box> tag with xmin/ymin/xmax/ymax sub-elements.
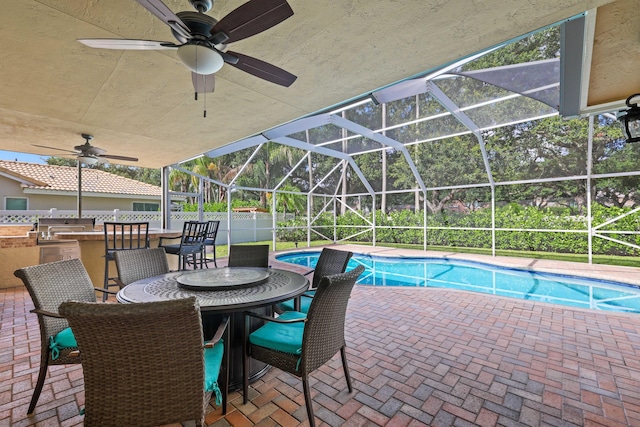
<box><xmin>194</xmin><ymin>46</ymin><xmax>201</xmax><ymax>102</ymax></box>
<box><xmin>195</xmin><ymin>46</ymin><xmax>204</xmax><ymax>118</ymax></box>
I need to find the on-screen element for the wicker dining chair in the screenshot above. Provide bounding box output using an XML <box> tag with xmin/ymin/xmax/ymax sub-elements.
<box><xmin>227</xmin><ymin>244</ymin><xmax>270</xmax><ymax>268</ymax></box>
<box><xmin>275</xmin><ymin>248</ymin><xmax>353</xmax><ymax>314</ymax></box>
<box><xmin>113</xmin><ymin>247</ymin><xmax>170</xmax><ymax>288</ymax></box>
<box><xmin>243</xmin><ymin>265</ymin><xmax>365</xmax><ymax>427</ymax></box>
<box><xmin>59</xmin><ymin>297</ymin><xmax>229</xmax><ymax>427</ymax></box>
<box><xmin>13</xmin><ymin>258</ymin><xmax>116</xmax><ymax>415</ymax></box>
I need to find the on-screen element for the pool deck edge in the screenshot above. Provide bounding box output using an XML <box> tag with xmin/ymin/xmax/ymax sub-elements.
<box><xmin>274</xmin><ymin>244</ymin><xmax>640</xmax><ymax>287</ymax></box>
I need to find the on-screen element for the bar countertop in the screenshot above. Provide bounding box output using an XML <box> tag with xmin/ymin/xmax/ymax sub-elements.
<box><xmin>51</xmin><ymin>229</ymin><xmax>182</xmax><ymax>241</ymax></box>
<box><xmin>49</xmin><ymin>228</ymin><xmax>183</xmax><ymax>287</ymax></box>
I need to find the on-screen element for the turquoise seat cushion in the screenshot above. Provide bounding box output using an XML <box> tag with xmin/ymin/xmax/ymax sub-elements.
<box><xmin>204</xmin><ymin>340</ymin><xmax>224</xmax><ymax>406</ymax></box>
<box><xmin>277</xmin><ymin>292</ymin><xmax>315</xmax><ymax>314</ymax></box>
<box><xmin>48</xmin><ymin>327</ymin><xmax>77</xmax><ymax>360</ymax></box>
<box><xmin>249</xmin><ymin>311</ymin><xmax>307</xmax><ymax>355</ymax></box>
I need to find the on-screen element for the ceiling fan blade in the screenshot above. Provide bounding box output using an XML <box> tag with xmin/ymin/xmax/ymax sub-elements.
<box><xmin>32</xmin><ymin>144</ymin><xmax>78</xmax><ymax>154</ymax></box>
<box><xmin>227</xmin><ymin>51</ymin><xmax>296</xmax><ymax>87</ymax></box>
<box><xmin>135</xmin><ymin>0</ymin><xmax>191</xmax><ymax>39</ymax></box>
<box><xmin>100</xmin><ymin>154</ymin><xmax>139</xmax><ymax>162</ymax></box>
<box><xmin>78</xmin><ymin>39</ymin><xmax>179</xmax><ymax>50</ymax></box>
<box><xmin>192</xmin><ymin>72</ymin><xmax>215</xmax><ymax>93</ymax></box>
<box><xmin>211</xmin><ymin>0</ymin><xmax>293</xmax><ymax>44</ymax></box>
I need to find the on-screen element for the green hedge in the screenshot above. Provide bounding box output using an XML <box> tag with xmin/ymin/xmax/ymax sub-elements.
<box><xmin>277</xmin><ymin>204</ymin><xmax>640</xmax><ymax>256</ymax></box>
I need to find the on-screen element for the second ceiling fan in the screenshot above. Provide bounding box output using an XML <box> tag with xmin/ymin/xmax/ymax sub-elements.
<box><xmin>78</xmin><ymin>0</ymin><xmax>297</xmax><ymax>94</ymax></box>
<box><xmin>34</xmin><ymin>134</ymin><xmax>139</xmax><ymax>165</ymax></box>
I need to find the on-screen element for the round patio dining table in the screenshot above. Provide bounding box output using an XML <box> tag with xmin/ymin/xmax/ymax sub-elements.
<box><xmin>117</xmin><ymin>267</ymin><xmax>309</xmax><ymax>389</ymax></box>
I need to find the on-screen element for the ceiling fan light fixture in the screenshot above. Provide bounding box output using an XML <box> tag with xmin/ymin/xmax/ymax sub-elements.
<box><xmin>617</xmin><ymin>94</ymin><xmax>640</xmax><ymax>143</ymax></box>
<box><xmin>177</xmin><ymin>44</ymin><xmax>223</xmax><ymax>75</ymax></box>
<box><xmin>78</xmin><ymin>155</ymin><xmax>99</xmax><ymax>165</ymax></box>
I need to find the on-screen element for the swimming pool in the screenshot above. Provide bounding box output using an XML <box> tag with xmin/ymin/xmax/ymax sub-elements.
<box><xmin>276</xmin><ymin>251</ymin><xmax>640</xmax><ymax>314</ymax></box>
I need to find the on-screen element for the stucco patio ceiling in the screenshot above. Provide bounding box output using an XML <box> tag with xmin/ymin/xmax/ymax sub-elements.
<box><xmin>0</xmin><ymin>0</ymin><xmax>637</xmax><ymax>169</ymax></box>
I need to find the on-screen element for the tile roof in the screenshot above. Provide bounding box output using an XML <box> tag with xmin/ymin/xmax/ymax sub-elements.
<box><xmin>0</xmin><ymin>160</ymin><xmax>160</xmax><ymax>196</ymax></box>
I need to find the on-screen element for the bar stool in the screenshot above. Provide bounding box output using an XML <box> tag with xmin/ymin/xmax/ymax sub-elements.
<box><xmin>103</xmin><ymin>222</ymin><xmax>149</xmax><ymax>300</ymax></box>
<box><xmin>203</xmin><ymin>220</ymin><xmax>220</xmax><ymax>268</ymax></box>
<box><xmin>159</xmin><ymin>221</ymin><xmax>208</xmax><ymax>270</ymax></box>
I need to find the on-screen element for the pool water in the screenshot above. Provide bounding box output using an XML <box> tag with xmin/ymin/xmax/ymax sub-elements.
<box><xmin>276</xmin><ymin>251</ymin><xmax>640</xmax><ymax>314</ymax></box>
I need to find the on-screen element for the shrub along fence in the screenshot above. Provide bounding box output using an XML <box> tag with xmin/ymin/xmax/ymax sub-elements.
<box><xmin>277</xmin><ymin>204</ymin><xmax>640</xmax><ymax>256</ymax></box>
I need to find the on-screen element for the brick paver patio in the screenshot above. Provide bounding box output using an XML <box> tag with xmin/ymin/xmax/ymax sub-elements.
<box><xmin>2</xmin><ymin>250</ymin><xmax>640</xmax><ymax>426</ymax></box>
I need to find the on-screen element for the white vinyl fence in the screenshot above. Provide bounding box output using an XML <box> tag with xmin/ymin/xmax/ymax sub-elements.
<box><xmin>0</xmin><ymin>209</ymin><xmax>293</xmax><ymax>245</ymax></box>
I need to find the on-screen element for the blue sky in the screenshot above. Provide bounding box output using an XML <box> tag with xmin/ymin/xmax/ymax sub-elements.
<box><xmin>0</xmin><ymin>150</ymin><xmax>49</xmax><ymax>164</ymax></box>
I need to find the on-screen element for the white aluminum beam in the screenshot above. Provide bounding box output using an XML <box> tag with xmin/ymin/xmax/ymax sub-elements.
<box><xmin>263</xmin><ymin>114</ymin><xmax>333</xmax><ymax>140</ymax></box>
<box><xmin>273</xmin><ymin>152</ymin><xmax>310</xmax><ymax>192</ymax></box>
<box><xmin>271</xmin><ymin>136</ymin><xmax>376</xmax><ymax>196</ymax></box>
<box><xmin>229</xmin><ymin>143</ymin><xmax>265</xmax><ymax>187</ymax></box>
<box><xmin>204</xmin><ymin>135</ymin><xmax>268</xmax><ymax>158</ymax></box>
<box><xmin>428</xmin><ymin>82</ymin><xmax>496</xmax><ymax>187</ymax></box>
<box><xmin>371</xmin><ymin>46</ymin><xmax>503</xmax><ymax>104</ymax></box>
<box><xmin>328</xmin><ymin>114</ymin><xmax>427</xmax><ymax>193</ymax></box>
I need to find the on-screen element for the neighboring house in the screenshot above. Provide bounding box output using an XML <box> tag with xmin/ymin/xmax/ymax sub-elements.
<box><xmin>0</xmin><ymin>160</ymin><xmax>161</xmax><ymax>211</ymax></box>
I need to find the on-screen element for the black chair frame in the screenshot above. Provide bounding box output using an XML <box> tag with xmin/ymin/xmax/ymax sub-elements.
<box><xmin>159</xmin><ymin>221</ymin><xmax>209</xmax><ymax>271</ymax></box>
<box><xmin>201</xmin><ymin>220</ymin><xmax>220</xmax><ymax>268</ymax></box>
<box><xmin>103</xmin><ymin>222</ymin><xmax>150</xmax><ymax>300</ymax></box>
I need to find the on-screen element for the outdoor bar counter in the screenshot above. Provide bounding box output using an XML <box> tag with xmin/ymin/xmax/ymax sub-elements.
<box><xmin>52</xmin><ymin>229</ymin><xmax>182</xmax><ymax>287</ymax></box>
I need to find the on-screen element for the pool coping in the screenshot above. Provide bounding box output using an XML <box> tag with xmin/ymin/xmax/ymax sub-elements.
<box><xmin>274</xmin><ymin>244</ymin><xmax>640</xmax><ymax>288</ymax></box>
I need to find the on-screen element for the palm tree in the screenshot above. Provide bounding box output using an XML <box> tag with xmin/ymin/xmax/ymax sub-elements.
<box><xmin>241</xmin><ymin>142</ymin><xmax>300</xmax><ymax>208</ymax></box>
<box><xmin>267</xmin><ymin>184</ymin><xmax>306</xmax><ymax>215</ymax></box>
<box><xmin>190</xmin><ymin>157</ymin><xmax>216</xmax><ymax>204</ymax></box>
<box><xmin>168</xmin><ymin>167</ymin><xmax>191</xmax><ymax>202</ymax></box>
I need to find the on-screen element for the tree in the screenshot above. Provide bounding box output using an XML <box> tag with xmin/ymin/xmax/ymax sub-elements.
<box><xmin>46</xmin><ymin>157</ymin><xmax>78</xmax><ymax>167</ymax></box>
<box><xmin>266</xmin><ymin>184</ymin><xmax>306</xmax><ymax>214</ymax></box>
<box><xmin>233</xmin><ymin>142</ymin><xmax>305</xmax><ymax>208</ymax></box>
<box><xmin>464</xmin><ymin>27</ymin><xmax>560</xmax><ymax>71</ymax></box>
<box><xmin>168</xmin><ymin>167</ymin><xmax>191</xmax><ymax>201</ymax></box>
<box><xmin>190</xmin><ymin>157</ymin><xmax>216</xmax><ymax>204</ymax></box>
<box><xmin>592</xmin><ymin>117</ymin><xmax>640</xmax><ymax>208</ymax></box>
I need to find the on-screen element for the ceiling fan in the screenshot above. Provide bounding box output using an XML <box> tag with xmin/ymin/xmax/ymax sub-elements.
<box><xmin>77</xmin><ymin>0</ymin><xmax>297</xmax><ymax>95</ymax></box>
<box><xmin>34</xmin><ymin>134</ymin><xmax>139</xmax><ymax>165</ymax></box>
